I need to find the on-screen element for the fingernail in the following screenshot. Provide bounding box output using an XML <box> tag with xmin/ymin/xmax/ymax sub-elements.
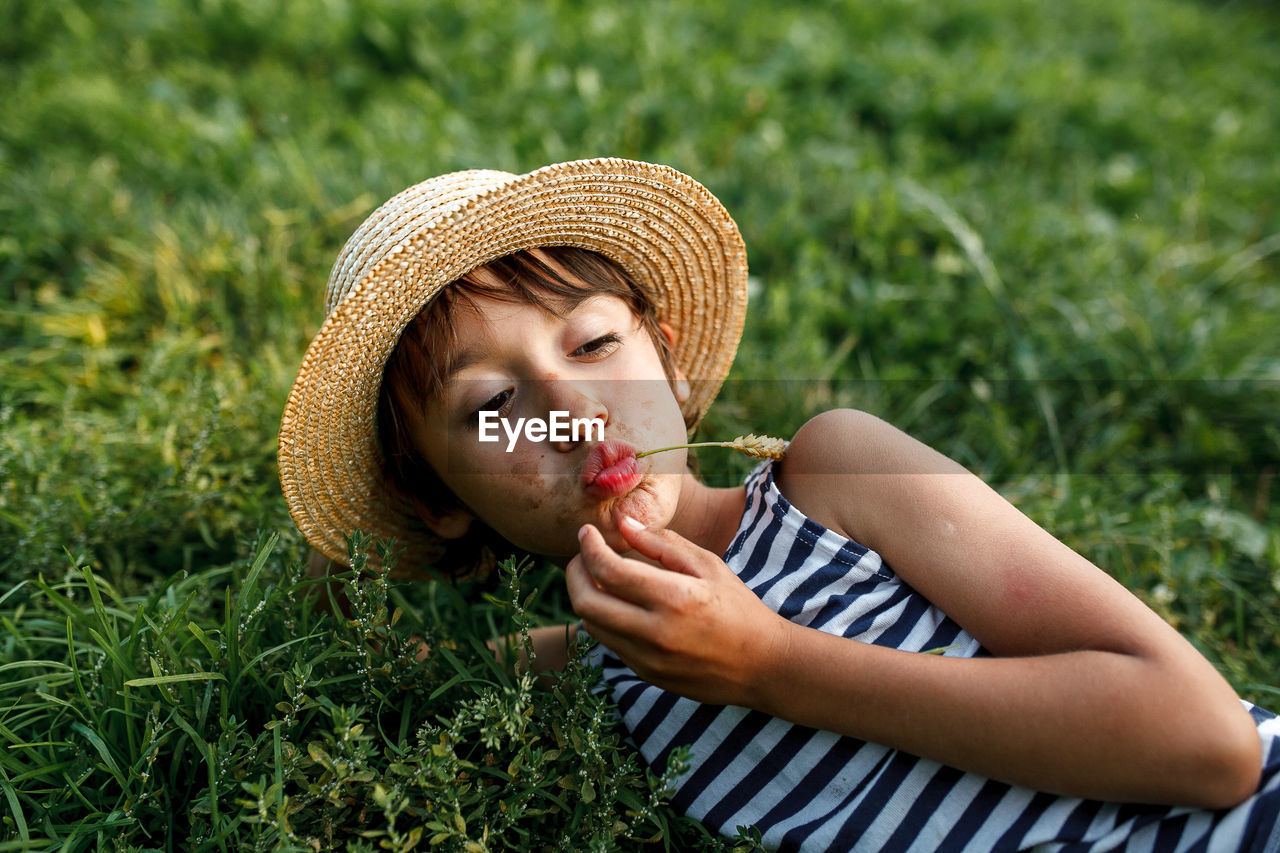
<box><xmin>578</xmin><ymin>524</ymin><xmax>590</xmax><ymax>541</ymax></box>
<box><xmin>620</xmin><ymin>515</ymin><xmax>644</xmax><ymax>532</ymax></box>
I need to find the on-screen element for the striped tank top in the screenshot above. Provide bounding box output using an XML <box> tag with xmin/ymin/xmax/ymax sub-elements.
<box><xmin>586</xmin><ymin>460</ymin><xmax>1280</xmax><ymax>852</ymax></box>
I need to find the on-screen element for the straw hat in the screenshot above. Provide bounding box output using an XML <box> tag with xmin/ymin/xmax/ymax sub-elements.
<box><xmin>278</xmin><ymin>157</ymin><xmax>749</xmax><ymax>571</ymax></box>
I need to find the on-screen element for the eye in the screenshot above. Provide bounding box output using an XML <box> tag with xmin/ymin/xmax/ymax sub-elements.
<box><xmin>469</xmin><ymin>388</ymin><xmax>514</xmax><ymax>426</ymax></box>
<box><xmin>572</xmin><ymin>332</ymin><xmax>622</xmax><ymax>358</ymax></box>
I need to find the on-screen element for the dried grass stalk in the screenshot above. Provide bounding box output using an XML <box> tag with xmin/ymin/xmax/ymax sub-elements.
<box><xmin>636</xmin><ymin>433</ymin><xmax>788</xmax><ymax>460</ymax></box>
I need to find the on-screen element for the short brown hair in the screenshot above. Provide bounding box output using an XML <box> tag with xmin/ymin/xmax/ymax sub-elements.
<box><xmin>376</xmin><ymin>246</ymin><xmax>678</xmax><ymax>577</ymax></box>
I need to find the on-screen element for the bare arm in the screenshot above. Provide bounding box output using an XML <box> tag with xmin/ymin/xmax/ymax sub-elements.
<box><xmin>500</xmin><ymin>623</ymin><xmax>581</xmax><ymax>678</ymax></box>
<box><xmin>307</xmin><ymin>550</ymin><xmax>580</xmax><ymax>677</ymax></box>
<box><xmin>566</xmin><ymin>410</ymin><xmax>1262</xmax><ymax>808</ymax></box>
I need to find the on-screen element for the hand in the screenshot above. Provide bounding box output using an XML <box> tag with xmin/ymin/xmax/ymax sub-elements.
<box><xmin>565</xmin><ymin>516</ymin><xmax>790</xmax><ymax>707</ymax></box>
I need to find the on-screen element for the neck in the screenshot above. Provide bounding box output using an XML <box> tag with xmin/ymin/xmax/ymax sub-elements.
<box><xmin>667</xmin><ymin>471</ymin><xmax>748</xmax><ymax>558</ymax></box>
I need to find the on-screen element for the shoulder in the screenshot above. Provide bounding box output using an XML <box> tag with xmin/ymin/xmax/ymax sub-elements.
<box><xmin>781</xmin><ymin>408</ymin><xmax>960</xmax><ymax>478</ymax></box>
<box><xmin>774</xmin><ymin>410</ymin><xmax>900</xmax><ymax>542</ymax></box>
<box><xmin>775</xmin><ymin>409</ymin><xmax>967</xmax><ymax>545</ymax></box>
<box><xmin>785</xmin><ymin>409</ymin><xmax>890</xmax><ymax>473</ymax></box>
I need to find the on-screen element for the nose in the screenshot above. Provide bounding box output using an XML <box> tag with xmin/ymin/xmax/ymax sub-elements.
<box><xmin>536</xmin><ymin>376</ymin><xmax>608</xmax><ymax>453</ymax></box>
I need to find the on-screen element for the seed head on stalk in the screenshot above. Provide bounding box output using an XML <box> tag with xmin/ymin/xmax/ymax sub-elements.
<box><xmin>635</xmin><ymin>433</ymin><xmax>788</xmax><ymax>461</ymax></box>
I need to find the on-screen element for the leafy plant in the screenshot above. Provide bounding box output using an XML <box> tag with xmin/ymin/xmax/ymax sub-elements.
<box><xmin>0</xmin><ymin>533</ymin><xmax>741</xmax><ymax>851</ymax></box>
<box><xmin>2</xmin><ymin>0</ymin><xmax>1278</xmax><ymax>847</ymax></box>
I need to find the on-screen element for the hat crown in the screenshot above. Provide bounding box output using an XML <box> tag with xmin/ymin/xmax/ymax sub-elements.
<box><xmin>325</xmin><ymin>169</ymin><xmax>517</xmax><ymax>316</ymax></box>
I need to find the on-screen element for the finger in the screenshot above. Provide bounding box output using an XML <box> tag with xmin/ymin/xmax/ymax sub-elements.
<box><xmin>614</xmin><ymin>515</ymin><xmax>714</xmax><ymax>578</ymax></box>
<box><xmin>576</xmin><ymin>614</ymin><xmax>690</xmax><ymax>694</ymax></box>
<box><xmin>564</xmin><ymin>550</ymin><xmax>653</xmax><ymax>632</ymax></box>
<box><xmin>576</xmin><ymin>616</ymin><xmax>640</xmax><ymax>666</ymax></box>
<box><xmin>577</xmin><ymin>523</ymin><xmax>685</xmax><ymax>606</ymax></box>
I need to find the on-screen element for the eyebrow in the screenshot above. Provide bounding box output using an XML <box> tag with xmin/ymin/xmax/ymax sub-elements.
<box><xmin>441</xmin><ymin>345</ymin><xmax>484</xmax><ymax>384</ymax></box>
<box><xmin>439</xmin><ymin>293</ymin><xmax>611</xmax><ymax>385</ymax></box>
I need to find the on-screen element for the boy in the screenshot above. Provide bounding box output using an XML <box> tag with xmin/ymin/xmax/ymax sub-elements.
<box><xmin>281</xmin><ymin>159</ymin><xmax>1280</xmax><ymax>850</ymax></box>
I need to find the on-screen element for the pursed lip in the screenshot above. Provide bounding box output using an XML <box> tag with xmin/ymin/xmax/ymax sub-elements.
<box><xmin>581</xmin><ymin>438</ymin><xmax>641</xmax><ymax>499</ymax></box>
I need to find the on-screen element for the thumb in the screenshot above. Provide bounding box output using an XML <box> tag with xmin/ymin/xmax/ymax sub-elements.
<box><xmin>615</xmin><ymin>515</ymin><xmax>712</xmax><ymax>578</ymax></box>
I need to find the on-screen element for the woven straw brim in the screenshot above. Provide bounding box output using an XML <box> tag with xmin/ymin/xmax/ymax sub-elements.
<box><xmin>278</xmin><ymin>158</ymin><xmax>748</xmax><ymax>572</ymax></box>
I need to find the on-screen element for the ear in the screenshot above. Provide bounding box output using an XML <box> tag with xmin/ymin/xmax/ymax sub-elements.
<box><xmin>409</xmin><ymin>496</ymin><xmax>475</xmax><ymax>540</ymax></box>
<box><xmin>657</xmin><ymin>321</ymin><xmax>691</xmax><ymax>403</ymax></box>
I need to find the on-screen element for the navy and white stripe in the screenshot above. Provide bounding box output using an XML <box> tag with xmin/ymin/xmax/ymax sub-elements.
<box><xmin>585</xmin><ymin>460</ymin><xmax>1280</xmax><ymax>851</ymax></box>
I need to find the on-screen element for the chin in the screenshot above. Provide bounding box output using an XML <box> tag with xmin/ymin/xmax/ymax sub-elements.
<box><xmin>607</xmin><ymin>479</ymin><xmax>673</xmax><ymax>528</ymax></box>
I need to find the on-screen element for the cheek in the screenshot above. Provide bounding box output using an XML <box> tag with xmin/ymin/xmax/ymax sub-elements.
<box><xmin>457</xmin><ymin>470</ymin><xmax>542</xmax><ymax>516</ymax></box>
<box><xmin>495</xmin><ymin>495</ymin><xmax>585</xmax><ymax>556</ymax></box>
<box><xmin>465</xmin><ymin>467</ymin><xmax>581</xmax><ymax>548</ymax></box>
<box><xmin>638</xmin><ymin>397</ymin><xmax>691</xmax><ymax>453</ymax></box>
<box><xmin>620</xmin><ymin>383</ymin><xmax>688</xmax><ymax>439</ymax></box>
<box><xmin>506</xmin><ymin>470</ymin><xmax>547</xmax><ymax>513</ymax></box>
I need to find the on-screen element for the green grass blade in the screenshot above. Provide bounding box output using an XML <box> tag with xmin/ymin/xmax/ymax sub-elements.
<box><xmin>78</xmin><ymin>567</ymin><xmax>120</xmax><ymax>649</ymax></box>
<box><xmin>123</xmin><ymin>671</ymin><xmax>225</xmax><ymax>687</ymax></box>
<box><xmin>235</xmin><ymin>532</ymin><xmax>278</xmax><ymax>631</ymax></box>
<box><xmin>0</xmin><ymin>762</ymin><xmax>29</xmax><ymax>842</ymax></box>
<box><xmin>69</xmin><ymin>722</ymin><xmax>126</xmax><ymax>790</ymax></box>
<box><xmin>187</xmin><ymin>621</ymin><xmax>220</xmax><ymax>659</ymax></box>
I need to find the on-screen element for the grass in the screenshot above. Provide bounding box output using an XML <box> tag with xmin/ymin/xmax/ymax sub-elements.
<box><xmin>2</xmin><ymin>0</ymin><xmax>1278</xmax><ymax>848</ymax></box>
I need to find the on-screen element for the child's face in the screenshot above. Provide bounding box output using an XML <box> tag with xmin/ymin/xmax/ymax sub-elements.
<box><xmin>409</xmin><ymin>289</ymin><xmax>692</xmax><ymax>557</ymax></box>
